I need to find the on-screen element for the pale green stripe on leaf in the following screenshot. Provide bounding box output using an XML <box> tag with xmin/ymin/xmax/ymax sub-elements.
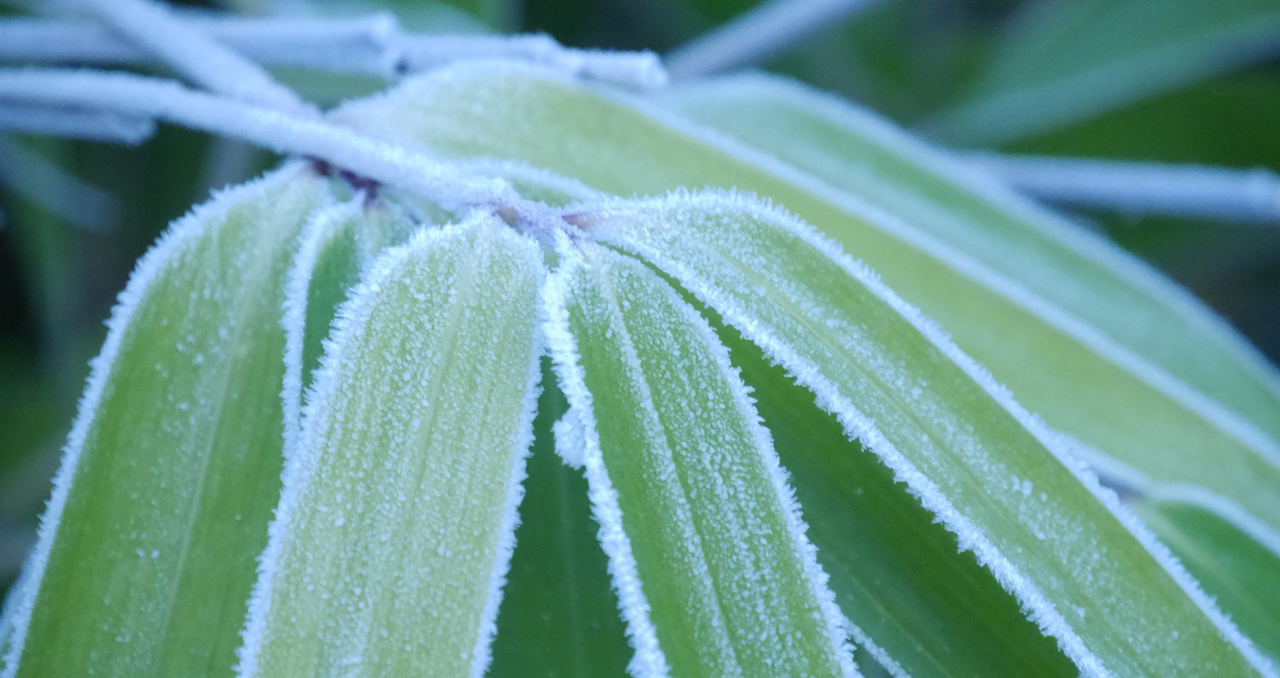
<box><xmin>546</xmin><ymin>241</ymin><xmax>855</xmax><ymax>678</ymax></box>
<box><xmin>238</xmin><ymin>214</ymin><xmax>544</xmax><ymax>678</ymax></box>
<box><xmin>4</xmin><ymin>165</ymin><xmax>333</xmax><ymax>678</ymax></box>
<box><xmin>589</xmin><ymin>192</ymin><xmax>1269</xmax><ymax>677</ymax></box>
<box><xmin>330</xmin><ymin>61</ymin><xmax>1280</xmax><ymax>546</ymax></box>
<box><xmin>488</xmin><ymin>361</ymin><xmax>631</xmax><ymax>677</ymax></box>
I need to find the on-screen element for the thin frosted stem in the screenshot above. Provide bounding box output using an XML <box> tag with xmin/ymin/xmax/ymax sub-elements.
<box><xmin>73</xmin><ymin>0</ymin><xmax>314</xmax><ymax>115</ymax></box>
<box><xmin>968</xmin><ymin>153</ymin><xmax>1280</xmax><ymax>226</ymax></box>
<box><xmin>0</xmin><ymin>68</ymin><xmax>517</xmax><ymax>214</ymax></box>
<box><xmin>0</xmin><ymin>102</ymin><xmax>153</xmax><ymax>143</ymax></box>
<box><xmin>398</xmin><ymin>33</ymin><xmax>666</xmax><ymax>87</ymax></box>
<box><xmin>665</xmin><ymin>0</ymin><xmax>881</xmax><ymax>80</ymax></box>
<box><xmin>0</xmin><ymin>16</ymin><xmax>667</xmax><ymax>88</ymax></box>
<box><xmin>0</xmin><ymin>136</ymin><xmax>121</xmax><ymax>231</ymax></box>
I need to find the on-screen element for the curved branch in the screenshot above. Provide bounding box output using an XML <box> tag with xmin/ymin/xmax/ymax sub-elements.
<box><xmin>0</xmin><ymin>68</ymin><xmax>517</xmax><ymax>215</ymax></box>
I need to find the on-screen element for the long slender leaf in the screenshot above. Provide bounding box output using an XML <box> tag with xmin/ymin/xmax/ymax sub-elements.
<box><xmin>585</xmin><ymin>191</ymin><xmax>1271</xmax><ymax>676</ymax></box>
<box><xmin>237</xmin><ymin>214</ymin><xmax>544</xmax><ymax>678</ymax></box>
<box><xmin>656</xmin><ymin>72</ymin><xmax>1280</xmax><ymax>551</ymax></box>
<box><xmin>543</xmin><ymin>237</ymin><xmax>856</xmax><ymax>677</ymax></box>
<box><xmin>2</xmin><ymin>165</ymin><xmax>333</xmax><ymax>678</ymax></box>
<box><xmin>280</xmin><ymin>197</ymin><xmax>418</xmax><ymax>457</ymax></box>
<box><xmin>330</xmin><ymin>61</ymin><xmax>1280</xmax><ymax>551</ymax></box>
<box><xmin>925</xmin><ymin>0</ymin><xmax>1280</xmax><ymax>144</ymax></box>
<box><xmin>712</xmin><ymin>311</ymin><xmax>1077</xmax><ymax>677</ymax></box>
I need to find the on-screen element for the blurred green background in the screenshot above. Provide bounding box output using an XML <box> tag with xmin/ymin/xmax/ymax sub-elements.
<box><xmin>1</xmin><ymin>0</ymin><xmax>1277</xmax><ymax>600</ymax></box>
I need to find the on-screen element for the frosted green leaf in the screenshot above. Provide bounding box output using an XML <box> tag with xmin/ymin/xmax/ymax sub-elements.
<box><xmin>542</xmin><ymin>238</ymin><xmax>856</xmax><ymax>678</ymax></box>
<box><xmin>586</xmin><ymin>192</ymin><xmax>1271</xmax><ymax>677</ymax></box>
<box><xmin>658</xmin><ymin>72</ymin><xmax>1280</xmax><ymax>552</ymax></box>
<box><xmin>716</xmin><ymin>315</ymin><xmax>1076</xmax><ymax>677</ymax></box>
<box><xmin>280</xmin><ymin>197</ymin><xmax>418</xmax><ymax>458</ymax></box>
<box><xmin>331</xmin><ymin>61</ymin><xmax>1280</xmax><ymax>551</ymax></box>
<box><xmin>2</xmin><ymin>164</ymin><xmax>334</xmax><ymax>678</ymax></box>
<box><xmin>237</xmin><ymin>214</ymin><xmax>544</xmax><ymax>678</ymax></box>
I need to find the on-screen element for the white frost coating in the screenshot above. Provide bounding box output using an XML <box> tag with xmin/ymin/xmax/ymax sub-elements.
<box><xmin>238</xmin><ymin>221</ymin><xmax>459</xmax><ymax>678</ymax></box>
<box><xmin>539</xmin><ymin>233</ymin><xmax>671</xmax><ymax>678</ymax></box>
<box><xmin>670</xmin><ymin>73</ymin><xmax>1280</xmax><ymax>425</ymax></box>
<box><xmin>551</xmin><ymin>409</ymin><xmax>588</xmax><ymax>470</ymax></box>
<box><xmin>451</xmin><ymin>157</ymin><xmax>603</xmax><ymax>204</ymax></box>
<box><xmin>1077</xmin><ymin>445</ymin><xmax>1280</xmax><ymax>560</ymax></box>
<box><xmin>74</xmin><ymin>0</ymin><xmax>314</xmax><ymax>115</ymax></box>
<box><xmin>590</xmin><ymin>191</ymin><xmax>1277</xmax><ymax>678</ymax></box>
<box><xmin>639</xmin><ymin>246</ymin><xmax>858</xmax><ymax>677</ymax></box>
<box><xmin>399</xmin><ymin>34</ymin><xmax>667</xmax><ymax>89</ymax></box>
<box><xmin>240</xmin><ymin>214</ymin><xmax>543</xmax><ymax>677</ymax></box>
<box><xmin>1</xmin><ymin>164</ymin><xmax>308</xmax><ymax>678</ymax></box>
<box><xmin>697</xmin><ymin>72</ymin><xmax>1280</xmax><ymax>366</ymax></box>
<box><xmin>470</xmin><ymin>305</ymin><xmax>545</xmax><ymax>678</ymax></box>
<box><xmin>845</xmin><ymin>619</ymin><xmax>909</xmax><ymax>678</ymax></box>
<box><xmin>278</xmin><ymin>198</ymin><xmax>363</xmax><ymax>463</ymax></box>
<box><xmin>0</xmin><ymin>69</ymin><xmax>516</xmax><ymax>215</ymax></box>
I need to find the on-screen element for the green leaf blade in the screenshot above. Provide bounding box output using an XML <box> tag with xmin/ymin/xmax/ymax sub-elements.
<box><xmin>330</xmin><ymin>62</ymin><xmax>1280</xmax><ymax>550</ymax></box>
<box><xmin>238</xmin><ymin>215</ymin><xmax>544</xmax><ymax>678</ymax></box>
<box><xmin>543</xmin><ymin>240</ymin><xmax>855</xmax><ymax>677</ymax></box>
<box><xmin>715</xmin><ymin>314</ymin><xmax>1077</xmax><ymax>677</ymax></box>
<box><xmin>590</xmin><ymin>192</ymin><xmax>1271</xmax><ymax>677</ymax></box>
<box><xmin>4</xmin><ymin>165</ymin><xmax>334</xmax><ymax>678</ymax></box>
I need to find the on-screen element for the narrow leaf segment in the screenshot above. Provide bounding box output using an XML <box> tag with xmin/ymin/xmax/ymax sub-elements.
<box><xmin>543</xmin><ymin>236</ymin><xmax>856</xmax><ymax>678</ymax></box>
<box><xmin>238</xmin><ymin>214</ymin><xmax>544</xmax><ymax>678</ymax></box>
<box><xmin>588</xmin><ymin>192</ymin><xmax>1274</xmax><ymax>677</ymax></box>
<box><xmin>2</xmin><ymin>165</ymin><xmax>333</xmax><ymax>678</ymax></box>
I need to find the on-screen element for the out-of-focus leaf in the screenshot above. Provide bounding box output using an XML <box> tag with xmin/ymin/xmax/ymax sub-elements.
<box><xmin>926</xmin><ymin>0</ymin><xmax>1280</xmax><ymax>145</ymax></box>
<box><xmin>588</xmin><ymin>192</ymin><xmax>1269</xmax><ymax>676</ymax></box>
<box><xmin>543</xmin><ymin>239</ymin><xmax>855</xmax><ymax>677</ymax></box>
<box><xmin>2</xmin><ymin>165</ymin><xmax>333</xmax><ymax>677</ymax></box>
<box><xmin>237</xmin><ymin>215</ymin><xmax>544</xmax><ymax>678</ymax></box>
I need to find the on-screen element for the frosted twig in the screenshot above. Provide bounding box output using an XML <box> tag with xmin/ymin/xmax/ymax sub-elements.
<box><xmin>0</xmin><ymin>136</ymin><xmax>121</xmax><ymax>231</ymax></box>
<box><xmin>0</xmin><ymin>103</ymin><xmax>153</xmax><ymax>143</ymax></box>
<box><xmin>665</xmin><ymin>0</ymin><xmax>882</xmax><ymax>80</ymax></box>
<box><xmin>0</xmin><ymin>15</ymin><xmax>668</xmax><ymax>88</ymax></box>
<box><xmin>72</xmin><ymin>0</ymin><xmax>314</xmax><ymax>115</ymax></box>
<box><xmin>0</xmin><ymin>68</ymin><xmax>520</xmax><ymax>215</ymax></box>
<box><xmin>967</xmin><ymin>153</ymin><xmax>1280</xmax><ymax>226</ymax></box>
<box><xmin>397</xmin><ymin>34</ymin><xmax>666</xmax><ymax>87</ymax></box>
